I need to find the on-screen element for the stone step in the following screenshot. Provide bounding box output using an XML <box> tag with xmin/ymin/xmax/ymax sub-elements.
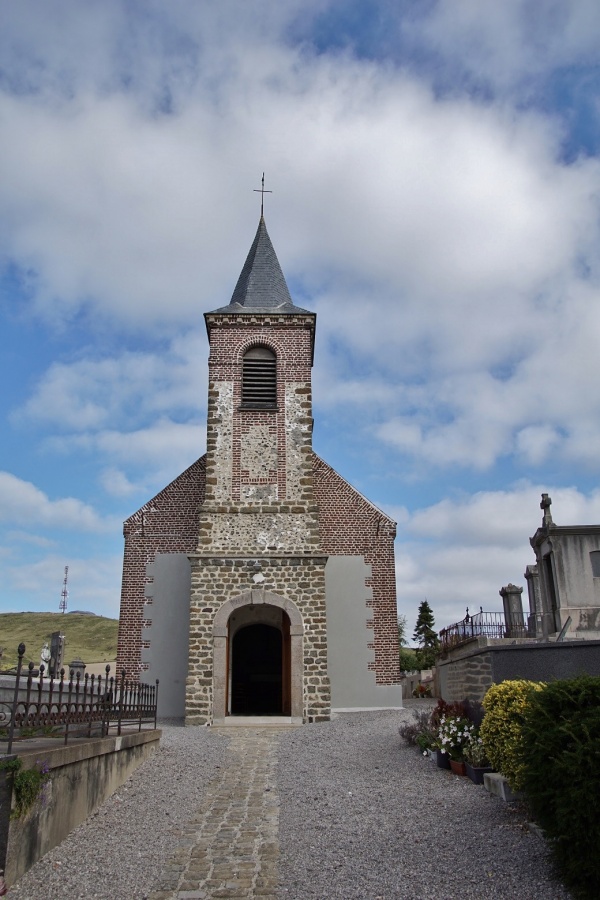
<box><xmin>483</xmin><ymin>772</ymin><xmax>522</xmax><ymax>802</ymax></box>
<box><xmin>211</xmin><ymin>715</ymin><xmax>303</xmax><ymax>727</ymax></box>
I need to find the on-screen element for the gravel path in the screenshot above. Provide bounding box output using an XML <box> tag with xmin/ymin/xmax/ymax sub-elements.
<box><xmin>8</xmin><ymin>723</ymin><xmax>233</xmax><ymax>900</ymax></box>
<box><xmin>8</xmin><ymin>711</ymin><xmax>570</xmax><ymax>899</ymax></box>
<box><xmin>277</xmin><ymin>709</ymin><xmax>570</xmax><ymax>900</ymax></box>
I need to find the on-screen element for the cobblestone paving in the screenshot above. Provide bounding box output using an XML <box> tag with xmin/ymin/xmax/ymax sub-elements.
<box><xmin>149</xmin><ymin>728</ymin><xmax>282</xmax><ymax>900</ymax></box>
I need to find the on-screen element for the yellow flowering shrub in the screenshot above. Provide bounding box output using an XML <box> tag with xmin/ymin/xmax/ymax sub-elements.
<box><xmin>480</xmin><ymin>680</ymin><xmax>544</xmax><ymax>790</ymax></box>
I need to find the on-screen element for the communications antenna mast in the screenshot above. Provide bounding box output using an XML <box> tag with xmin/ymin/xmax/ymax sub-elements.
<box><xmin>59</xmin><ymin>565</ymin><xmax>69</xmax><ymax>613</ymax></box>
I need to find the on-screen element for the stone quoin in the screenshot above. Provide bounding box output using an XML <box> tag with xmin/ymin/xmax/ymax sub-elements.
<box><xmin>117</xmin><ymin>213</ymin><xmax>402</xmax><ymax>723</ymax></box>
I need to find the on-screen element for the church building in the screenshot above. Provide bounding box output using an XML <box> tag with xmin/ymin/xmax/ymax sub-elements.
<box><xmin>117</xmin><ymin>214</ymin><xmax>401</xmax><ymax>723</ymax></box>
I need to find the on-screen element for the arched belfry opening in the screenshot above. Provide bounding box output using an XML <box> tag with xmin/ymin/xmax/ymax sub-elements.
<box><xmin>241</xmin><ymin>345</ymin><xmax>277</xmax><ymax>408</ymax></box>
<box><xmin>212</xmin><ymin>591</ymin><xmax>302</xmax><ymax>722</ymax></box>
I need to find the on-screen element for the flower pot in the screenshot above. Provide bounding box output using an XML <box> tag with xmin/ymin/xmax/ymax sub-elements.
<box><xmin>436</xmin><ymin>749</ymin><xmax>451</xmax><ymax>769</ymax></box>
<box><xmin>450</xmin><ymin>760</ymin><xmax>467</xmax><ymax>776</ymax></box>
<box><xmin>465</xmin><ymin>763</ymin><xmax>493</xmax><ymax>785</ymax></box>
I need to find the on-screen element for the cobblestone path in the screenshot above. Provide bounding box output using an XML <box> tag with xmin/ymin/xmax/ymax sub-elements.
<box><xmin>149</xmin><ymin>728</ymin><xmax>282</xmax><ymax>900</ymax></box>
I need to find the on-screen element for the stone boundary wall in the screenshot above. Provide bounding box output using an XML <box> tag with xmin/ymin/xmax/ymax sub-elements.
<box><xmin>437</xmin><ymin>639</ymin><xmax>600</xmax><ymax>702</ymax></box>
<box><xmin>1</xmin><ymin>730</ymin><xmax>160</xmax><ymax>887</ymax></box>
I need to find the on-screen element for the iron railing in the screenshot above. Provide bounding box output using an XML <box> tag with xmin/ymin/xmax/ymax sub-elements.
<box><xmin>1</xmin><ymin>643</ymin><xmax>158</xmax><ymax>755</ymax></box>
<box><xmin>439</xmin><ymin>608</ymin><xmax>527</xmax><ymax>653</ymax></box>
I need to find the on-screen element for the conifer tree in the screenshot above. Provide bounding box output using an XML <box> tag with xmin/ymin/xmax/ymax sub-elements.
<box><xmin>413</xmin><ymin>599</ymin><xmax>439</xmax><ymax>669</ymax></box>
<box><xmin>398</xmin><ymin>613</ymin><xmax>417</xmax><ymax>670</ymax></box>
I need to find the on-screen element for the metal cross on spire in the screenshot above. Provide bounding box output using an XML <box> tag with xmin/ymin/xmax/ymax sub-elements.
<box><xmin>254</xmin><ymin>172</ymin><xmax>272</xmax><ymax>217</ymax></box>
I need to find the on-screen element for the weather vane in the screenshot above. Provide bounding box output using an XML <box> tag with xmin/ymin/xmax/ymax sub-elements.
<box><xmin>254</xmin><ymin>172</ymin><xmax>272</xmax><ymax>217</ymax></box>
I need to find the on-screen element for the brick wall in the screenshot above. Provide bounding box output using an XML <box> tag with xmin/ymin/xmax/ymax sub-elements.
<box><xmin>116</xmin><ymin>456</ymin><xmax>206</xmax><ymax>676</ymax></box>
<box><xmin>313</xmin><ymin>455</ymin><xmax>401</xmax><ymax>686</ymax></box>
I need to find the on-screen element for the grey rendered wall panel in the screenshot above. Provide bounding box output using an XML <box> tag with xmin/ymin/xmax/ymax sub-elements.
<box><xmin>325</xmin><ymin>556</ymin><xmax>402</xmax><ymax>709</ymax></box>
<box><xmin>141</xmin><ymin>553</ymin><xmax>190</xmax><ymax>717</ymax></box>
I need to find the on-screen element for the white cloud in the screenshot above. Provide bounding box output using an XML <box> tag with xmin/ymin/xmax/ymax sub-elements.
<box><xmin>48</xmin><ymin>419</ymin><xmax>205</xmax><ymax>493</ymax></box>
<box><xmin>17</xmin><ymin>333</ymin><xmax>207</xmax><ymax>431</ymax></box>
<box><xmin>515</xmin><ymin>425</ymin><xmax>561</xmax><ymax>466</ymax></box>
<box><xmin>0</xmin><ymin>10</ymin><xmax>595</xmax><ymax>331</ymax></box>
<box><xmin>411</xmin><ymin>1</ymin><xmax>600</xmax><ymax>95</ymax></box>
<box><xmin>6</xmin><ymin>531</ymin><xmax>56</xmax><ymax>548</ymax></box>
<box><xmin>99</xmin><ymin>468</ymin><xmax>138</xmax><ymax>498</ymax></box>
<box><xmin>0</xmin><ymin>472</ymin><xmax>114</xmax><ymax>532</ymax></box>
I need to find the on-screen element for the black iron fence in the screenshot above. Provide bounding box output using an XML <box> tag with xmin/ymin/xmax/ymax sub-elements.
<box><xmin>1</xmin><ymin>643</ymin><xmax>158</xmax><ymax>755</ymax></box>
<box><xmin>439</xmin><ymin>608</ymin><xmax>527</xmax><ymax>653</ymax></box>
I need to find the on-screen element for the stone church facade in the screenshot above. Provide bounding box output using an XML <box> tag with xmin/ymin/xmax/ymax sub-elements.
<box><xmin>117</xmin><ymin>216</ymin><xmax>401</xmax><ymax>723</ymax></box>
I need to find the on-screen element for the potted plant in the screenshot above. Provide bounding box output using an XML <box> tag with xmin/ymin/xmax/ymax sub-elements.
<box><xmin>415</xmin><ymin>728</ymin><xmax>437</xmax><ymax>760</ymax></box>
<box><xmin>436</xmin><ymin>714</ymin><xmax>475</xmax><ymax>775</ymax></box>
<box><xmin>463</xmin><ymin>730</ymin><xmax>493</xmax><ymax>784</ymax></box>
<box><xmin>412</xmin><ymin>682</ymin><xmax>432</xmax><ymax>699</ymax></box>
<box><xmin>433</xmin><ymin>740</ymin><xmax>451</xmax><ymax>769</ymax></box>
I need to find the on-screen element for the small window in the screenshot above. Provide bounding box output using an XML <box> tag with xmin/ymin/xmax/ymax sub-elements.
<box><xmin>242</xmin><ymin>346</ymin><xmax>277</xmax><ymax>407</ymax></box>
<box><xmin>591</xmin><ymin>551</ymin><xmax>600</xmax><ymax>577</ymax></box>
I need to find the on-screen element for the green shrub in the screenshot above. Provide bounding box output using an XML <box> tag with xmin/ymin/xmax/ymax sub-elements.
<box><xmin>0</xmin><ymin>757</ymin><xmax>51</xmax><ymax>819</ymax></box>
<box><xmin>415</xmin><ymin>731</ymin><xmax>435</xmax><ymax>752</ymax></box>
<box><xmin>480</xmin><ymin>680</ymin><xmax>544</xmax><ymax>790</ymax></box>
<box><xmin>520</xmin><ymin>675</ymin><xmax>600</xmax><ymax>899</ymax></box>
<box><xmin>399</xmin><ymin>648</ymin><xmax>418</xmax><ymax>672</ymax></box>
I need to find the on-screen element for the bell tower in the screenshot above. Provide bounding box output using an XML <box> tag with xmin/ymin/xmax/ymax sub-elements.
<box><xmin>185</xmin><ymin>215</ymin><xmax>331</xmax><ymax>724</ymax></box>
<box><xmin>199</xmin><ymin>215</ymin><xmax>319</xmax><ymax>551</ymax></box>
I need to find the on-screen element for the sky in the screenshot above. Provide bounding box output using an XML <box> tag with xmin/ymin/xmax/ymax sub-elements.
<box><xmin>1</xmin><ymin>1</ymin><xmax>600</xmax><ymax>641</ymax></box>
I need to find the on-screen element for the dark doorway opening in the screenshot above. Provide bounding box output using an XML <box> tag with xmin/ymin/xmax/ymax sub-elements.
<box><xmin>231</xmin><ymin>623</ymin><xmax>282</xmax><ymax>715</ymax></box>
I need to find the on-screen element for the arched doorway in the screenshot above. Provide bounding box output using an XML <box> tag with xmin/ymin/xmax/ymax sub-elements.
<box><xmin>231</xmin><ymin>623</ymin><xmax>282</xmax><ymax>714</ymax></box>
<box><xmin>212</xmin><ymin>591</ymin><xmax>302</xmax><ymax>722</ymax></box>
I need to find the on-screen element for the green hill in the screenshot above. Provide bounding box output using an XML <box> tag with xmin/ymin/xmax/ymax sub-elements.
<box><xmin>0</xmin><ymin>612</ymin><xmax>119</xmax><ymax>672</ymax></box>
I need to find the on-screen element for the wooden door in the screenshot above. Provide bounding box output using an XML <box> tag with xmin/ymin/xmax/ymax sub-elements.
<box><xmin>281</xmin><ymin>613</ymin><xmax>291</xmax><ymax>716</ymax></box>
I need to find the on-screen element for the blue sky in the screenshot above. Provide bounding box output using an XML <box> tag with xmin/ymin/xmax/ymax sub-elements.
<box><xmin>2</xmin><ymin>1</ymin><xmax>600</xmax><ymax>639</ymax></box>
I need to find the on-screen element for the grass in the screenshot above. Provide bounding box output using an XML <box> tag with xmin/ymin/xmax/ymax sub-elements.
<box><xmin>0</xmin><ymin>612</ymin><xmax>119</xmax><ymax>671</ymax></box>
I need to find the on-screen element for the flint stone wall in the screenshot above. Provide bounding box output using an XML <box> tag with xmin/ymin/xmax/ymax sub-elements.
<box><xmin>186</xmin><ymin>555</ymin><xmax>330</xmax><ymax>725</ymax></box>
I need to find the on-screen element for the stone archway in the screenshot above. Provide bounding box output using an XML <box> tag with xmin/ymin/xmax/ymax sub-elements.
<box><xmin>212</xmin><ymin>590</ymin><xmax>304</xmax><ymax>722</ymax></box>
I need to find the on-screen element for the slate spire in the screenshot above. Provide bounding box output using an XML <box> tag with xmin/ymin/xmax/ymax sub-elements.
<box><xmin>208</xmin><ymin>216</ymin><xmax>310</xmax><ymax>314</ymax></box>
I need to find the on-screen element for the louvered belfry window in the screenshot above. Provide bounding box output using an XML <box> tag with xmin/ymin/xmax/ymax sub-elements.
<box><xmin>242</xmin><ymin>346</ymin><xmax>277</xmax><ymax>407</ymax></box>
